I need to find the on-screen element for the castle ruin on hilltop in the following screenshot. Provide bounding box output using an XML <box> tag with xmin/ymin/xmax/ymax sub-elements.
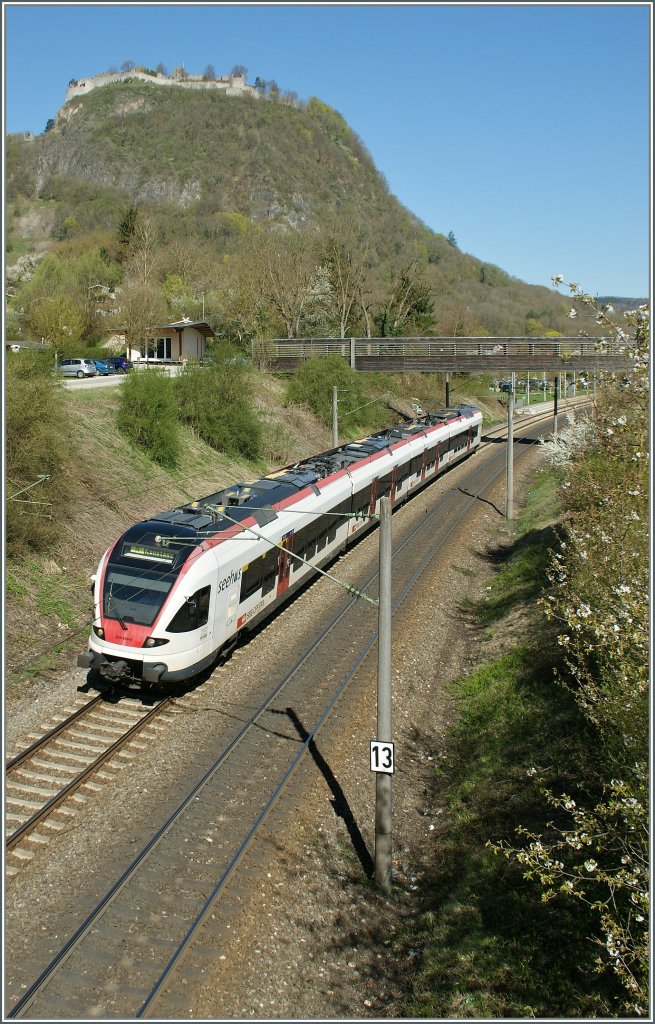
<box><xmin>65</xmin><ymin>69</ymin><xmax>259</xmax><ymax>103</ymax></box>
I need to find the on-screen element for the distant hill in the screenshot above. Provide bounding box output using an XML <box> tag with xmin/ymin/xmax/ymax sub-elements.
<box><xmin>5</xmin><ymin>76</ymin><xmax>626</xmax><ymax>341</ymax></box>
<box><xmin>596</xmin><ymin>296</ymin><xmax>648</xmax><ymax>313</ymax></box>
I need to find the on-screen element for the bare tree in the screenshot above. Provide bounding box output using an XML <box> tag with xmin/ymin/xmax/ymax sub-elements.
<box><xmin>121</xmin><ymin>60</ymin><xmax>136</xmax><ymax>72</ymax></box>
<box><xmin>321</xmin><ymin>225</ymin><xmax>372</xmax><ymax>338</ymax></box>
<box><xmin>231</xmin><ymin>64</ymin><xmax>248</xmax><ymax>79</ymax></box>
<box><xmin>127</xmin><ymin>217</ymin><xmax>160</xmax><ymax>286</ymax></box>
<box><xmin>249</xmin><ymin>228</ymin><xmax>322</xmax><ymax>338</ymax></box>
<box><xmin>117</xmin><ymin>281</ymin><xmax>167</xmax><ymax>357</ymax></box>
<box><xmin>203</xmin><ymin>64</ymin><xmax>216</xmax><ymax>81</ymax></box>
<box><xmin>373</xmin><ymin>256</ymin><xmax>434</xmax><ymax>337</ymax></box>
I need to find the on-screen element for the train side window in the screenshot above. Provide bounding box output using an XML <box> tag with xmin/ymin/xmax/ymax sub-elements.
<box><xmin>293</xmin><ymin>524</ymin><xmax>312</xmax><ymax>563</ymax></box>
<box><xmin>410</xmin><ymin>454</ymin><xmax>423</xmax><ymax>476</ymax></box>
<box><xmin>167</xmin><ymin>586</ymin><xmax>211</xmax><ymax>632</ymax></box>
<box><xmin>328</xmin><ymin>500</ymin><xmax>349</xmax><ymax>542</ymax></box>
<box><xmin>240</xmin><ymin>559</ymin><xmax>263</xmax><ymax>602</ymax></box>
<box><xmin>261</xmin><ymin>547</ymin><xmax>278</xmax><ymax>595</ymax></box>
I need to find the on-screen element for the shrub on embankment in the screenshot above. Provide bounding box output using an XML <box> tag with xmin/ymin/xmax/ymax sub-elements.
<box><xmin>5</xmin><ymin>352</ymin><xmax>73</xmax><ymax>555</ymax></box>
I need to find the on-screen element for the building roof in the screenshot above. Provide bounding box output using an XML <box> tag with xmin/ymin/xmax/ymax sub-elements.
<box><xmin>163</xmin><ymin>319</ymin><xmax>215</xmax><ymax>338</ymax></box>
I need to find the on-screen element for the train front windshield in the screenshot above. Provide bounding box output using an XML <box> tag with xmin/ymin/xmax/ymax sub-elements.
<box><xmin>103</xmin><ymin>567</ymin><xmax>174</xmax><ymax>627</ymax></box>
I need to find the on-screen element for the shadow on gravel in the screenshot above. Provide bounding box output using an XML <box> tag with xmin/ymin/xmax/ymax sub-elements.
<box><xmin>457</xmin><ymin>487</ymin><xmax>504</xmax><ymax>516</ymax></box>
<box><xmin>284</xmin><ymin>706</ymin><xmax>374</xmax><ymax>879</ymax></box>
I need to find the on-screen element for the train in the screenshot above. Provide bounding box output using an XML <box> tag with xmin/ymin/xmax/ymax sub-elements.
<box><xmin>78</xmin><ymin>403</ymin><xmax>483</xmax><ymax>686</ymax></box>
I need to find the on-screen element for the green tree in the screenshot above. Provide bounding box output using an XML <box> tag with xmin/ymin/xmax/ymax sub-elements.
<box><xmin>118</xmin><ymin>206</ymin><xmax>139</xmax><ymax>250</ymax></box>
<box><xmin>24</xmin><ymin>294</ymin><xmax>85</xmax><ymax>354</ymax></box>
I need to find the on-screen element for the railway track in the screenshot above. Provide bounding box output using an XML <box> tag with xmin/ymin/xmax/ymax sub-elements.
<box><xmin>5</xmin><ymin>694</ymin><xmax>181</xmax><ymax>870</ymax></box>
<box><xmin>5</xmin><ymin>407</ymin><xmax>570</xmax><ymax>1020</ymax></box>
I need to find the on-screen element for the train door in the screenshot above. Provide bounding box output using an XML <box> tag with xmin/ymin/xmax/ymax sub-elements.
<box><xmin>369</xmin><ymin>478</ymin><xmax>379</xmax><ymax>517</ymax></box>
<box><xmin>276</xmin><ymin>532</ymin><xmax>294</xmax><ymax>597</ymax></box>
<box><xmin>466</xmin><ymin>426</ymin><xmax>474</xmax><ymax>451</ymax></box>
<box><xmin>421</xmin><ymin>451</ymin><xmax>427</xmax><ymax>483</ymax></box>
<box><xmin>390</xmin><ymin>468</ymin><xmax>398</xmax><ymax>503</ymax></box>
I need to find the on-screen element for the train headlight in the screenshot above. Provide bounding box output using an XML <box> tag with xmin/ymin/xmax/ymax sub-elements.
<box><xmin>92</xmin><ymin>625</ymin><xmax>105</xmax><ymax>639</ymax></box>
<box><xmin>143</xmin><ymin>637</ymin><xmax>169</xmax><ymax>648</ymax></box>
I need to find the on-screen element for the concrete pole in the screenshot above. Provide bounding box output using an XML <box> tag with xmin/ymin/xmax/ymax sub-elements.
<box><xmin>506</xmin><ymin>372</ymin><xmax>514</xmax><ymax>520</ymax></box>
<box><xmin>332</xmin><ymin>385</ymin><xmax>338</xmax><ymax>448</ymax></box>
<box><xmin>375</xmin><ymin>497</ymin><xmax>393</xmax><ymax>893</ymax></box>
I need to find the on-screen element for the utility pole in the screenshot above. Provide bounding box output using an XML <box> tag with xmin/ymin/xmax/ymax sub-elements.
<box><xmin>374</xmin><ymin>497</ymin><xmax>393</xmax><ymax>893</ymax></box>
<box><xmin>553</xmin><ymin>374</ymin><xmax>559</xmax><ymax>440</ymax></box>
<box><xmin>332</xmin><ymin>385</ymin><xmax>339</xmax><ymax>448</ymax></box>
<box><xmin>445</xmin><ymin>372</ymin><xmax>450</xmax><ymax>407</ymax></box>
<box><xmin>506</xmin><ymin>371</ymin><xmax>514</xmax><ymax>520</ymax></box>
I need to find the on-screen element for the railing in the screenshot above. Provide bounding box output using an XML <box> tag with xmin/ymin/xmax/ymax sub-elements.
<box><xmin>260</xmin><ymin>337</ymin><xmax>631</xmax><ymax>374</ymax></box>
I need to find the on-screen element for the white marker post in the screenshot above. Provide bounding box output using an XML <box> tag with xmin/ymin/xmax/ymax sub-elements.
<box><xmin>373</xmin><ymin>496</ymin><xmax>393</xmax><ymax>893</ymax></box>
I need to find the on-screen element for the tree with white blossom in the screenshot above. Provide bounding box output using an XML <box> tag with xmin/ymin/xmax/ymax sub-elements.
<box><xmin>491</xmin><ymin>279</ymin><xmax>650</xmax><ymax>1014</ymax></box>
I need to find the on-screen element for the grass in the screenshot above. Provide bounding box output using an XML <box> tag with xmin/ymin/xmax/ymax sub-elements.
<box><xmin>401</xmin><ymin>471</ymin><xmax>624</xmax><ymax>1018</ymax></box>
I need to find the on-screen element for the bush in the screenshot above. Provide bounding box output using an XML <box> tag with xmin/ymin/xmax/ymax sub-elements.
<box><xmin>5</xmin><ymin>353</ymin><xmax>72</xmax><ymax>554</ymax></box>
<box><xmin>285</xmin><ymin>355</ymin><xmax>376</xmax><ymax>434</ymax></box>
<box><xmin>117</xmin><ymin>368</ymin><xmax>180</xmax><ymax>468</ymax></box>
<box><xmin>176</xmin><ymin>355</ymin><xmax>261</xmax><ymax>460</ymax></box>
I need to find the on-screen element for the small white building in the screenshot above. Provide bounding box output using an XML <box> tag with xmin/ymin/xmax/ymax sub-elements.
<box><xmin>127</xmin><ymin>318</ymin><xmax>215</xmax><ymax>364</ymax></box>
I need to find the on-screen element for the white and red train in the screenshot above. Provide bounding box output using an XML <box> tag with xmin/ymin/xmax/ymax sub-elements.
<box><xmin>79</xmin><ymin>404</ymin><xmax>483</xmax><ymax>685</ymax></box>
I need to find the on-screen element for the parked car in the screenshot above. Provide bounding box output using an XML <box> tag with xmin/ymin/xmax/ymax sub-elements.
<box><xmin>57</xmin><ymin>358</ymin><xmax>98</xmax><ymax>379</ymax></box>
<box><xmin>92</xmin><ymin>358</ymin><xmax>115</xmax><ymax>376</ymax></box>
<box><xmin>105</xmin><ymin>356</ymin><xmax>133</xmax><ymax>373</ymax></box>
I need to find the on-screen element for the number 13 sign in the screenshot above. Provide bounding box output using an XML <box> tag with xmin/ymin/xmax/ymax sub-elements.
<box><xmin>370</xmin><ymin>740</ymin><xmax>395</xmax><ymax>774</ymax></box>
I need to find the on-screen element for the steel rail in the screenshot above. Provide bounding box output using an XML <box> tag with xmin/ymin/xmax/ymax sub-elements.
<box><xmin>5</xmin><ymin>695</ymin><xmax>104</xmax><ymax>772</ymax></box>
<box><xmin>6</xmin><ymin>697</ymin><xmax>174</xmax><ymax>852</ymax></box>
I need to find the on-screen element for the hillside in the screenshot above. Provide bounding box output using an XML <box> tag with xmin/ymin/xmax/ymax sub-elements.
<box><xmin>5</xmin><ymin>77</ymin><xmax>582</xmax><ymax>342</ymax></box>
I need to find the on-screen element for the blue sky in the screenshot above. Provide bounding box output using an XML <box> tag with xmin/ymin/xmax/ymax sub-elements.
<box><xmin>3</xmin><ymin>2</ymin><xmax>652</xmax><ymax>297</ymax></box>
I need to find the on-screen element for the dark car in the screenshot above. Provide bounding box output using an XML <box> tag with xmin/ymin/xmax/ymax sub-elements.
<box><xmin>92</xmin><ymin>358</ymin><xmax>115</xmax><ymax>376</ymax></box>
<box><xmin>106</xmin><ymin>356</ymin><xmax>133</xmax><ymax>373</ymax></box>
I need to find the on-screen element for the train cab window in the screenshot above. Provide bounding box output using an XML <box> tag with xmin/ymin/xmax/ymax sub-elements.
<box><xmin>166</xmin><ymin>586</ymin><xmax>211</xmax><ymax>632</ymax></box>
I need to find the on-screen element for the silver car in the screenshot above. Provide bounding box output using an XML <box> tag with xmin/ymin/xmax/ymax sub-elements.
<box><xmin>57</xmin><ymin>358</ymin><xmax>98</xmax><ymax>379</ymax></box>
